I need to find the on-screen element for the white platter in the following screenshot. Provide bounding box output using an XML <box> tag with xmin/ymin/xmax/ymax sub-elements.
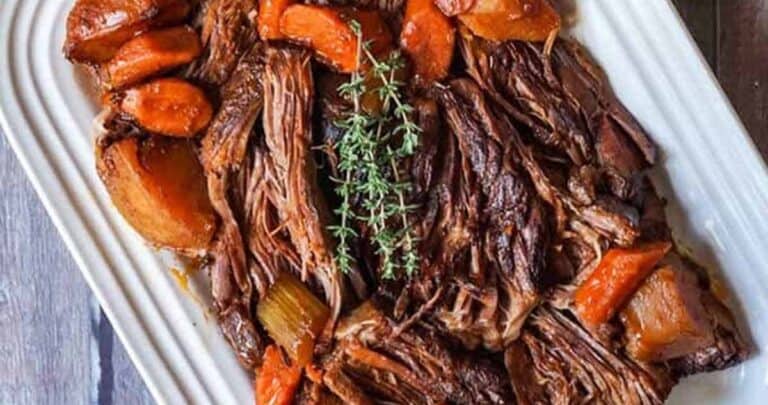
<box><xmin>1</xmin><ymin>0</ymin><xmax>767</xmax><ymax>403</ymax></box>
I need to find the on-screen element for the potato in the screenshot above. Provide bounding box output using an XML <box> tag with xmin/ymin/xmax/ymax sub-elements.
<box><xmin>64</xmin><ymin>0</ymin><xmax>191</xmax><ymax>63</ymax></box>
<box><xmin>117</xmin><ymin>78</ymin><xmax>213</xmax><ymax>137</ymax></box>
<box><xmin>621</xmin><ymin>266</ymin><xmax>714</xmax><ymax>362</ymax></box>
<box><xmin>458</xmin><ymin>0</ymin><xmax>560</xmax><ymax>42</ymax></box>
<box><xmin>96</xmin><ymin>136</ymin><xmax>216</xmax><ymax>251</ymax></box>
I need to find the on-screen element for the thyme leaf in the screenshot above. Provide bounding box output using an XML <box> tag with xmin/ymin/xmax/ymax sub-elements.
<box><xmin>329</xmin><ymin>21</ymin><xmax>422</xmax><ymax>279</ymax></box>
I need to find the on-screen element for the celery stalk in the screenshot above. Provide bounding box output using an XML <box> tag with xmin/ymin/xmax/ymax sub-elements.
<box><xmin>256</xmin><ymin>273</ymin><xmax>330</xmax><ymax>366</ymax></box>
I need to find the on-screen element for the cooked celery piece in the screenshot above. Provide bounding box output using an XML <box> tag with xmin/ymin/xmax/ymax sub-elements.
<box><xmin>256</xmin><ymin>273</ymin><xmax>330</xmax><ymax>366</ymax></box>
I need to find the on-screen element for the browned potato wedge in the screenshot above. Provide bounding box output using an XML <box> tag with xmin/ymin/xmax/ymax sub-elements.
<box><xmin>621</xmin><ymin>265</ymin><xmax>714</xmax><ymax>362</ymax></box>
<box><xmin>117</xmin><ymin>78</ymin><xmax>213</xmax><ymax>137</ymax></box>
<box><xmin>458</xmin><ymin>0</ymin><xmax>560</xmax><ymax>42</ymax></box>
<box><xmin>64</xmin><ymin>0</ymin><xmax>191</xmax><ymax>63</ymax></box>
<box><xmin>96</xmin><ymin>136</ymin><xmax>216</xmax><ymax>251</ymax></box>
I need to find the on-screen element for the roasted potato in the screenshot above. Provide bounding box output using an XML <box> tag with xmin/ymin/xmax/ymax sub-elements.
<box><xmin>116</xmin><ymin>78</ymin><xmax>213</xmax><ymax>137</ymax></box>
<box><xmin>458</xmin><ymin>0</ymin><xmax>560</xmax><ymax>42</ymax></box>
<box><xmin>64</xmin><ymin>0</ymin><xmax>191</xmax><ymax>63</ymax></box>
<box><xmin>96</xmin><ymin>136</ymin><xmax>216</xmax><ymax>251</ymax></box>
<box><xmin>105</xmin><ymin>26</ymin><xmax>202</xmax><ymax>90</ymax></box>
<box><xmin>621</xmin><ymin>266</ymin><xmax>715</xmax><ymax>362</ymax></box>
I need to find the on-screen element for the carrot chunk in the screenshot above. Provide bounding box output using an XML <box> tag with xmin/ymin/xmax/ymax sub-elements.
<box><xmin>279</xmin><ymin>5</ymin><xmax>392</xmax><ymax>73</ymax></box>
<box><xmin>105</xmin><ymin>26</ymin><xmax>201</xmax><ymax>90</ymax></box>
<box><xmin>258</xmin><ymin>0</ymin><xmax>295</xmax><ymax>40</ymax></box>
<box><xmin>65</xmin><ymin>0</ymin><xmax>190</xmax><ymax>63</ymax></box>
<box><xmin>573</xmin><ymin>241</ymin><xmax>672</xmax><ymax>328</ymax></box>
<box><xmin>400</xmin><ymin>0</ymin><xmax>455</xmax><ymax>84</ymax></box>
<box><xmin>255</xmin><ymin>346</ymin><xmax>302</xmax><ymax>405</ymax></box>
<box><xmin>458</xmin><ymin>0</ymin><xmax>560</xmax><ymax>42</ymax></box>
<box><xmin>117</xmin><ymin>78</ymin><xmax>213</xmax><ymax>137</ymax></box>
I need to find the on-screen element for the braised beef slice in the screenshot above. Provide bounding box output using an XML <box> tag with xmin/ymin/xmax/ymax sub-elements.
<box><xmin>202</xmin><ymin>42</ymin><xmax>265</xmax><ymax>296</ymax></box>
<box><xmin>432</xmin><ymin>78</ymin><xmax>549</xmax><ymax>350</ymax></box>
<box><xmin>461</xmin><ymin>34</ymin><xmax>655</xmax><ymax>201</ymax></box>
<box><xmin>201</xmin><ymin>42</ymin><xmax>267</xmax><ymax>368</ymax></box>
<box><xmin>262</xmin><ymin>47</ymin><xmax>368</xmax><ymax>343</ymax></box>
<box><xmin>186</xmin><ymin>0</ymin><xmax>259</xmax><ymax>85</ymax></box>
<box><xmin>662</xmin><ymin>258</ymin><xmax>747</xmax><ymax>376</ymax></box>
<box><xmin>461</xmin><ymin>34</ymin><xmax>647</xmax><ymax>262</ymax></box>
<box><xmin>669</xmin><ymin>306</ymin><xmax>747</xmax><ymax>377</ymax></box>
<box><xmin>322</xmin><ymin>302</ymin><xmax>513</xmax><ymax>404</ymax></box>
<box><xmin>201</xmin><ymin>42</ymin><xmax>265</xmax><ymax>175</ymax></box>
<box><xmin>507</xmin><ymin>306</ymin><xmax>672</xmax><ymax>405</ymax></box>
<box><xmin>462</xmin><ymin>36</ymin><xmax>592</xmax><ymax>165</ymax></box>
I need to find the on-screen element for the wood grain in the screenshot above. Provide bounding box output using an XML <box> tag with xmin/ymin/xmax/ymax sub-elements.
<box><xmin>0</xmin><ymin>136</ymin><xmax>152</xmax><ymax>404</ymax></box>
<box><xmin>0</xmin><ymin>135</ymin><xmax>93</xmax><ymax>404</ymax></box>
<box><xmin>673</xmin><ymin>0</ymin><xmax>717</xmax><ymax>65</ymax></box>
<box><xmin>0</xmin><ymin>1</ymin><xmax>765</xmax><ymax>404</ymax></box>
<box><xmin>717</xmin><ymin>1</ymin><xmax>768</xmax><ymax>157</ymax></box>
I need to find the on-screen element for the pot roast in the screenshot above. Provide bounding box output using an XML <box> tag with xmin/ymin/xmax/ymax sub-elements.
<box><xmin>68</xmin><ymin>0</ymin><xmax>748</xmax><ymax>403</ymax></box>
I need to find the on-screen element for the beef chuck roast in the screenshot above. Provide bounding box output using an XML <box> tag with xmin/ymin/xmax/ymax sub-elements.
<box><xmin>506</xmin><ymin>306</ymin><xmax>672</xmax><ymax>405</ymax></box>
<box><xmin>201</xmin><ymin>42</ymin><xmax>267</xmax><ymax>368</ymax></box>
<box><xmin>186</xmin><ymin>0</ymin><xmax>259</xmax><ymax>85</ymax></box>
<box><xmin>261</xmin><ymin>47</ymin><xmax>368</xmax><ymax>343</ymax></box>
<box><xmin>68</xmin><ymin>0</ymin><xmax>750</xmax><ymax>400</ymax></box>
<box><xmin>431</xmin><ymin>78</ymin><xmax>550</xmax><ymax>350</ymax></box>
<box><xmin>321</xmin><ymin>301</ymin><xmax>513</xmax><ymax>404</ymax></box>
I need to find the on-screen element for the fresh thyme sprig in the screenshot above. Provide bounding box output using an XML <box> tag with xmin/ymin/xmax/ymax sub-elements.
<box><xmin>329</xmin><ymin>21</ymin><xmax>422</xmax><ymax>279</ymax></box>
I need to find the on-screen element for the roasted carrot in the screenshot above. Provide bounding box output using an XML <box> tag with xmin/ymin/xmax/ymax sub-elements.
<box><xmin>458</xmin><ymin>0</ymin><xmax>561</xmax><ymax>42</ymax></box>
<box><xmin>400</xmin><ymin>0</ymin><xmax>455</xmax><ymax>84</ymax></box>
<box><xmin>573</xmin><ymin>241</ymin><xmax>672</xmax><ymax>328</ymax></box>
<box><xmin>258</xmin><ymin>0</ymin><xmax>294</xmax><ymax>40</ymax></box>
<box><xmin>279</xmin><ymin>5</ymin><xmax>392</xmax><ymax>73</ymax></box>
<box><xmin>304</xmin><ymin>364</ymin><xmax>324</xmax><ymax>384</ymax></box>
<box><xmin>104</xmin><ymin>26</ymin><xmax>201</xmax><ymax>90</ymax></box>
<box><xmin>255</xmin><ymin>345</ymin><xmax>303</xmax><ymax>405</ymax></box>
<box><xmin>65</xmin><ymin>0</ymin><xmax>191</xmax><ymax>63</ymax></box>
<box><xmin>117</xmin><ymin>78</ymin><xmax>213</xmax><ymax>137</ymax></box>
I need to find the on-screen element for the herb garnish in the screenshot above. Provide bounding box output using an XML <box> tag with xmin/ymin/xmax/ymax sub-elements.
<box><xmin>328</xmin><ymin>21</ymin><xmax>421</xmax><ymax>279</ymax></box>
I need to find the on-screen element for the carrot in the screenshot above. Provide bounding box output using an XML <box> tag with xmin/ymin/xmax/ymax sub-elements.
<box><xmin>64</xmin><ymin>0</ymin><xmax>191</xmax><ymax>63</ymax></box>
<box><xmin>573</xmin><ymin>241</ymin><xmax>672</xmax><ymax>328</ymax></box>
<box><xmin>305</xmin><ymin>364</ymin><xmax>323</xmax><ymax>384</ymax></box>
<box><xmin>279</xmin><ymin>5</ymin><xmax>392</xmax><ymax>73</ymax></box>
<box><xmin>255</xmin><ymin>345</ymin><xmax>302</xmax><ymax>405</ymax></box>
<box><xmin>258</xmin><ymin>0</ymin><xmax>294</xmax><ymax>40</ymax></box>
<box><xmin>458</xmin><ymin>0</ymin><xmax>560</xmax><ymax>42</ymax></box>
<box><xmin>117</xmin><ymin>78</ymin><xmax>213</xmax><ymax>137</ymax></box>
<box><xmin>400</xmin><ymin>0</ymin><xmax>455</xmax><ymax>84</ymax></box>
<box><xmin>105</xmin><ymin>26</ymin><xmax>201</xmax><ymax>90</ymax></box>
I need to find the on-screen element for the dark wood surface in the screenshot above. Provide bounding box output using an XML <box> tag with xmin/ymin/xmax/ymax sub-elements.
<box><xmin>0</xmin><ymin>1</ymin><xmax>765</xmax><ymax>403</ymax></box>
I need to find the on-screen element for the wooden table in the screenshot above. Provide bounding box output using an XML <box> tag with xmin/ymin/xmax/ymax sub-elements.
<box><xmin>0</xmin><ymin>1</ymin><xmax>765</xmax><ymax>403</ymax></box>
